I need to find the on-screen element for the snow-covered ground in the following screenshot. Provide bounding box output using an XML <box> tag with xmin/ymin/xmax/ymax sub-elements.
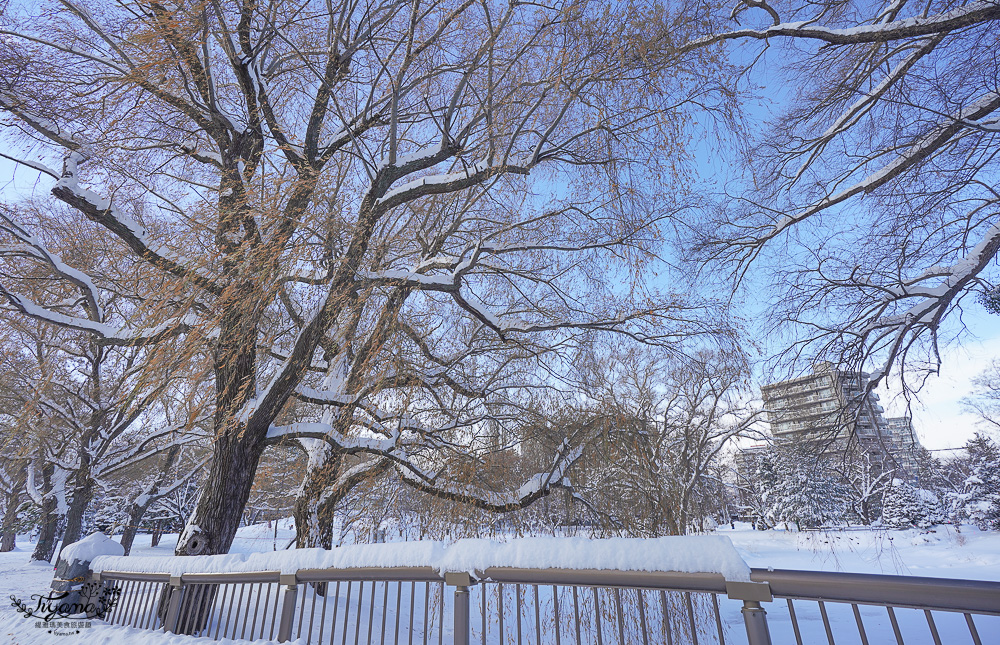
<box><xmin>721</xmin><ymin>522</ymin><xmax>1000</xmax><ymax>581</ymax></box>
<box><xmin>1</xmin><ymin>522</ymin><xmax>997</xmax><ymax>644</ymax></box>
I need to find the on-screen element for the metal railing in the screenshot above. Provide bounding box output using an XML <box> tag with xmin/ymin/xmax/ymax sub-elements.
<box><xmin>94</xmin><ymin>564</ymin><xmax>1000</xmax><ymax>644</ymax></box>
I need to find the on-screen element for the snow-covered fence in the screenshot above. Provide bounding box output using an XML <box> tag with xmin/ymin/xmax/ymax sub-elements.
<box><xmin>87</xmin><ymin>536</ymin><xmax>1000</xmax><ymax>644</ymax></box>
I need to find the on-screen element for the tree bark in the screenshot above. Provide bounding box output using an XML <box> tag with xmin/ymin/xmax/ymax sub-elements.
<box><xmin>1</xmin><ymin>469</ymin><xmax>26</xmax><ymax>552</ymax></box>
<box><xmin>59</xmin><ymin>472</ymin><xmax>94</xmax><ymax>556</ymax></box>
<box><xmin>293</xmin><ymin>444</ymin><xmax>341</xmax><ymax>550</ymax></box>
<box><xmin>174</xmin><ymin>430</ymin><xmax>266</xmax><ymax>556</ymax></box>
<box><xmin>31</xmin><ymin>464</ymin><xmax>63</xmax><ymax>562</ymax></box>
<box><xmin>118</xmin><ymin>503</ymin><xmax>148</xmax><ymax>556</ymax></box>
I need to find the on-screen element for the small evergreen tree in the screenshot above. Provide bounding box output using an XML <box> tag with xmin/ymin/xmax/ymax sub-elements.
<box><xmin>881</xmin><ymin>478</ymin><xmax>944</xmax><ymax>529</ymax></box>
<box><xmin>955</xmin><ymin>435</ymin><xmax>1000</xmax><ymax>530</ymax></box>
<box><xmin>764</xmin><ymin>448</ymin><xmax>850</xmax><ymax>530</ymax></box>
<box><xmin>750</xmin><ymin>451</ymin><xmax>780</xmax><ymax>530</ymax></box>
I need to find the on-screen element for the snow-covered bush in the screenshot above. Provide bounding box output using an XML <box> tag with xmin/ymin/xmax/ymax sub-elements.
<box><xmin>953</xmin><ymin>435</ymin><xmax>1000</xmax><ymax>531</ymax></box>
<box><xmin>880</xmin><ymin>479</ymin><xmax>944</xmax><ymax>529</ymax></box>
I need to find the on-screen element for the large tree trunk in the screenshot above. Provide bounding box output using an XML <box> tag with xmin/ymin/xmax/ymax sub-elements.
<box><xmin>172</xmin><ymin>286</ymin><xmax>272</xmax><ymax>559</ymax></box>
<box><xmin>31</xmin><ymin>464</ymin><xmax>64</xmax><ymax>562</ymax></box>
<box><xmin>293</xmin><ymin>442</ymin><xmax>341</xmax><ymax>550</ymax></box>
<box><xmin>174</xmin><ymin>431</ymin><xmax>266</xmax><ymax>556</ymax></box>
<box><xmin>1</xmin><ymin>469</ymin><xmax>26</xmax><ymax>552</ymax></box>
<box><xmin>118</xmin><ymin>503</ymin><xmax>149</xmax><ymax>556</ymax></box>
<box><xmin>59</xmin><ymin>472</ymin><xmax>94</xmax><ymax>556</ymax></box>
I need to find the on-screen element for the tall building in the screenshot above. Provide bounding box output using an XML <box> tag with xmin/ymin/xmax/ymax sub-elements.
<box><xmin>883</xmin><ymin>415</ymin><xmax>924</xmax><ymax>475</ymax></box>
<box><xmin>761</xmin><ymin>362</ymin><xmax>889</xmax><ymax>448</ymax></box>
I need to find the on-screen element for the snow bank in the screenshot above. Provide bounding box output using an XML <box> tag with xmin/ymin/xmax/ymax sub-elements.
<box><xmin>91</xmin><ymin>536</ymin><xmax>750</xmax><ymax>582</ymax></box>
<box><xmin>60</xmin><ymin>532</ymin><xmax>124</xmax><ymax>564</ymax></box>
<box><xmin>0</xmin><ymin>611</ymin><xmax>303</xmax><ymax>644</ymax></box>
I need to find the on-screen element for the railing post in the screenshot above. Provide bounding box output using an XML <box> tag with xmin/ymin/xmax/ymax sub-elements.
<box><xmin>740</xmin><ymin>600</ymin><xmax>773</xmax><ymax>645</ymax></box>
<box><xmin>445</xmin><ymin>572</ymin><xmax>473</xmax><ymax>645</ymax></box>
<box><xmin>277</xmin><ymin>573</ymin><xmax>299</xmax><ymax>642</ymax></box>
<box><xmin>164</xmin><ymin>575</ymin><xmax>183</xmax><ymax>633</ymax></box>
<box><xmin>727</xmin><ymin>581</ymin><xmax>773</xmax><ymax>645</ymax></box>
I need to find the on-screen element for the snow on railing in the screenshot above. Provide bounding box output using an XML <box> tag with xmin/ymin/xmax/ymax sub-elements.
<box><xmin>92</xmin><ymin>535</ymin><xmax>752</xmax><ymax>581</ymax></box>
<box><xmin>90</xmin><ymin>536</ymin><xmax>1000</xmax><ymax>645</ymax></box>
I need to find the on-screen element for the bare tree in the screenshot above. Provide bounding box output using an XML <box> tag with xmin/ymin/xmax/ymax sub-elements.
<box><xmin>0</xmin><ymin>0</ymin><xmax>734</xmax><ymax>559</ymax></box>
<box><xmin>962</xmin><ymin>359</ymin><xmax>1000</xmax><ymax>435</ymax></box>
<box><xmin>0</xmin><ymin>205</ymin><xmax>209</xmax><ymax>556</ymax></box>
<box><xmin>570</xmin><ymin>347</ymin><xmax>763</xmax><ymax>536</ymax></box>
<box><xmin>676</xmin><ymin>0</ymin><xmax>1000</xmax><ymax>389</ymax></box>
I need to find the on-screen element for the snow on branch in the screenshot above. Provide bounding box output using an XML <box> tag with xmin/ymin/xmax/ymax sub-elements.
<box><xmin>760</xmin><ymin>91</ymin><xmax>1000</xmax><ymax>247</ymax></box>
<box><xmin>0</xmin><ymin>92</ymin><xmax>222</xmax><ymax>295</ymax></box>
<box><xmin>686</xmin><ymin>0</ymin><xmax>1000</xmax><ymax>49</ymax></box>
<box><xmin>0</xmin><ymin>287</ymin><xmax>201</xmax><ymax>346</ymax></box>
<box><xmin>374</xmin><ymin>159</ymin><xmax>531</xmax><ymax>213</ymax></box>
<box><xmin>0</xmin><ymin>210</ymin><xmax>104</xmax><ymax>320</ymax></box>
<box><xmin>396</xmin><ymin>440</ymin><xmax>584</xmax><ymax>513</ymax></box>
<box><xmin>862</xmin><ymin>221</ymin><xmax>1000</xmax><ymax>385</ymax></box>
<box><xmin>265</xmin><ymin>422</ymin><xmax>398</xmax><ymax>452</ymax></box>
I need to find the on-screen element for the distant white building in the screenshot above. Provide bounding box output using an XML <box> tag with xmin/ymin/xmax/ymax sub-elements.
<box><xmin>882</xmin><ymin>415</ymin><xmax>925</xmax><ymax>475</ymax></box>
<box><xmin>760</xmin><ymin>362</ymin><xmax>888</xmax><ymax>447</ymax></box>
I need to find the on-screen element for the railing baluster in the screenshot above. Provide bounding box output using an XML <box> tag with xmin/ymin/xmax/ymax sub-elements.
<box><xmin>572</xmin><ymin>585</ymin><xmax>581</xmax><ymax>645</ymax></box>
<box><xmin>594</xmin><ymin>587</ymin><xmax>604</xmax><ymax>645</ymax></box>
<box><xmin>516</xmin><ymin>583</ymin><xmax>523</xmax><ymax>645</ymax></box>
<box><xmin>614</xmin><ymin>587</ymin><xmax>625</xmax><ymax>645</ymax></box>
<box><xmin>222</xmin><ymin>583</ymin><xmax>239</xmax><ymax>639</ymax></box>
<box><xmin>142</xmin><ymin>582</ymin><xmax>160</xmax><ymax>630</ymax></box>
<box><xmin>270</xmin><ymin>582</ymin><xmax>282</xmax><ymax>641</ymax></box>
<box><xmin>110</xmin><ymin>579</ymin><xmax>129</xmax><ymax>625</ymax></box>
<box><xmin>818</xmin><ymin>601</ymin><xmax>835</xmax><ymax>645</ymax></box>
<box><xmin>125</xmin><ymin>580</ymin><xmax>144</xmax><ymax>627</ymax></box>
<box><xmin>481</xmin><ymin>582</ymin><xmax>487</xmax><ymax>645</ymax></box>
<box><xmin>381</xmin><ymin>581</ymin><xmax>389</xmax><ymax>645</ymax></box>
<box><xmin>199</xmin><ymin>584</ymin><xmax>223</xmax><ymax>639</ymax></box>
<box><xmin>176</xmin><ymin>583</ymin><xmax>194</xmax><ymax>634</ymax></box>
<box><xmin>369</xmin><ymin>581</ymin><xmax>377</xmax><ymax>645</ymax></box>
<box><xmin>498</xmin><ymin>583</ymin><xmax>504</xmax><ymax>645</ymax></box>
<box><xmin>638</xmin><ymin>589</ymin><xmax>650</xmax><ymax>645</ymax></box>
<box><xmin>408</xmin><ymin>581</ymin><xmax>416</xmax><ymax>645</ymax></box>
<box><xmin>395</xmin><ymin>581</ymin><xmax>402</xmax><ymax>645</ymax></box>
<box><xmin>316</xmin><ymin>582</ymin><xmax>329</xmax><ymax>645</ymax></box>
<box><xmin>685</xmin><ymin>592</ymin><xmax>698</xmax><ymax>645</ymax></box>
<box><xmin>256</xmin><ymin>583</ymin><xmax>273</xmax><ymax>641</ymax></box>
<box><xmin>712</xmin><ymin>593</ymin><xmax>724</xmax><ymax>645</ymax></box>
<box><xmin>296</xmin><ymin>583</ymin><xmax>308</xmax><ymax>640</ymax></box>
<box><xmin>438</xmin><ymin>582</ymin><xmax>444</xmax><ymax>645</ymax></box>
<box><xmin>534</xmin><ymin>584</ymin><xmax>541</xmax><ymax>645</ymax></box>
<box><xmin>851</xmin><ymin>603</ymin><xmax>869</xmax><ymax>645</ymax></box>
<box><xmin>884</xmin><ymin>606</ymin><xmax>903</xmax><ymax>645</ymax></box>
<box><xmin>341</xmin><ymin>581</ymin><xmax>353</xmax><ymax>645</ymax></box>
<box><xmin>328</xmin><ymin>580</ymin><xmax>342</xmax><ymax>645</ymax></box>
<box><xmin>964</xmin><ymin>613</ymin><xmax>982</xmax><ymax>645</ymax></box>
<box><xmin>119</xmin><ymin>579</ymin><xmax>136</xmax><ymax>625</ymax></box>
<box><xmin>659</xmin><ymin>590</ymin><xmax>672</xmax><ymax>645</ymax></box>
<box><xmin>786</xmin><ymin>598</ymin><xmax>803</xmax><ymax>645</ymax></box>
<box><xmin>200</xmin><ymin>583</ymin><xmax>217</xmax><ymax>636</ymax></box>
<box><xmin>357</xmin><ymin>578</ymin><xmax>366</xmax><ymax>645</ymax></box>
<box><xmin>553</xmin><ymin>585</ymin><xmax>561</xmax><ymax>645</ymax></box>
<box><xmin>924</xmin><ymin>610</ymin><xmax>943</xmax><ymax>645</ymax></box>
